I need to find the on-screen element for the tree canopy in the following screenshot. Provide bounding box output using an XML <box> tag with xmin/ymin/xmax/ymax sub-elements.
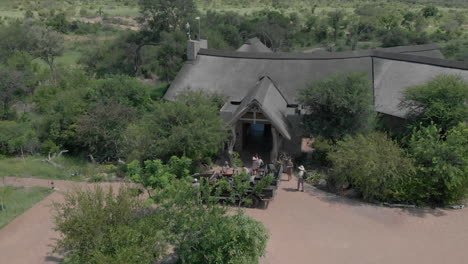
<box><xmin>125</xmin><ymin>91</ymin><xmax>229</xmax><ymax>161</ymax></box>
<box><xmin>299</xmin><ymin>72</ymin><xmax>375</xmax><ymax>142</ymax></box>
<box><xmin>401</xmin><ymin>74</ymin><xmax>468</xmax><ymax>131</ymax></box>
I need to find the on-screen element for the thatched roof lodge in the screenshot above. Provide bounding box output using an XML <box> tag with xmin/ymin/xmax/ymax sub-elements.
<box><xmin>165</xmin><ymin>38</ymin><xmax>468</xmax><ymax>161</ymax></box>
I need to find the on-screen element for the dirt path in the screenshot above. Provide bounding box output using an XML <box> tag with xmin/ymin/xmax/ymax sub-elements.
<box><xmin>247</xmin><ymin>176</ymin><xmax>468</xmax><ymax>264</ymax></box>
<box><xmin>0</xmin><ymin>177</ymin><xmax>125</xmax><ymax>264</ymax></box>
<box><xmin>0</xmin><ymin>176</ymin><xmax>467</xmax><ymax>264</ymax></box>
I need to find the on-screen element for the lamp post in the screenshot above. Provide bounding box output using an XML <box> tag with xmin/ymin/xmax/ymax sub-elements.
<box><xmin>195</xmin><ymin>16</ymin><xmax>200</xmax><ymax>40</ymax></box>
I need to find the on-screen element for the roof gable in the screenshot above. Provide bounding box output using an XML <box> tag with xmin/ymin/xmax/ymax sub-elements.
<box><xmin>224</xmin><ymin>77</ymin><xmax>292</xmax><ymax>140</ymax></box>
<box><xmin>237</xmin><ymin>37</ymin><xmax>273</xmax><ymax>53</ymax></box>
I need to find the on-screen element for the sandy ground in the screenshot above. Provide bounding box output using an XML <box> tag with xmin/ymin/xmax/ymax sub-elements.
<box><xmin>0</xmin><ymin>176</ymin><xmax>467</xmax><ymax>264</ymax></box>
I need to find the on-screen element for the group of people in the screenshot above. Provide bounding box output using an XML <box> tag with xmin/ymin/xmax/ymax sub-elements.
<box><xmin>287</xmin><ymin>158</ymin><xmax>306</xmax><ymax>192</ymax></box>
<box><xmin>219</xmin><ymin>155</ymin><xmax>306</xmax><ymax>192</ymax></box>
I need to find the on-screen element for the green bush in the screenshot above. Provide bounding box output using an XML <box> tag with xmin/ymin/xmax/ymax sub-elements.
<box><xmin>328</xmin><ymin>132</ymin><xmax>415</xmax><ymax>202</ymax></box>
<box><xmin>127</xmin><ymin>156</ymin><xmax>193</xmax><ymax>196</ymax></box>
<box><xmin>0</xmin><ymin>120</ymin><xmax>39</xmax><ymax>155</ymax></box>
<box><xmin>401</xmin><ymin>74</ymin><xmax>468</xmax><ymax>132</ymax></box>
<box><xmin>177</xmin><ymin>212</ymin><xmax>269</xmax><ymax>264</ymax></box>
<box><xmin>125</xmin><ymin>91</ymin><xmax>228</xmax><ymax>162</ymax></box>
<box><xmin>53</xmin><ymin>186</ymin><xmax>169</xmax><ymax>264</ymax></box>
<box><xmin>299</xmin><ymin>72</ymin><xmax>375</xmax><ymax>142</ymax></box>
<box><xmin>408</xmin><ymin>123</ymin><xmax>468</xmax><ymax>205</ymax></box>
<box><xmin>305</xmin><ymin>170</ymin><xmax>325</xmax><ymax>185</ymax></box>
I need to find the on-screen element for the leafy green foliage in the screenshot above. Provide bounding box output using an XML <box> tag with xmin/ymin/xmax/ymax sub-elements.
<box><xmin>0</xmin><ymin>120</ymin><xmax>38</xmax><ymax>155</ymax></box>
<box><xmin>407</xmin><ymin>123</ymin><xmax>468</xmax><ymax>205</ymax></box>
<box><xmin>138</xmin><ymin>0</ymin><xmax>196</xmax><ymax>40</ymax></box>
<box><xmin>127</xmin><ymin>156</ymin><xmax>192</xmax><ymax>196</ymax></box>
<box><xmin>299</xmin><ymin>72</ymin><xmax>375</xmax><ymax>142</ymax></box>
<box><xmin>54</xmin><ymin>171</ymin><xmax>269</xmax><ymax>264</ymax></box>
<box><xmin>401</xmin><ymin>75</ymin><xmax>468</xmax><ymax>132</ymax></box>
<box><xmin>53</xmin><ymin>186</ymin><xmax>169</xmax><ymax>264</ymax></box>
<box><xmin>77</xmin><ymin>101</ymin><xmax>136</xmax><ymax>162</ymax></box>
<box><xmin>0</xmin><ymin>68</ymin><xmax>27</xmax><ymax>120</ymax></box>
<box><xmin>154</xmin><ymin>30</ymin><xmax>187</xmax><ymax>81</ymax></box>
<box><xmin>153</xmin><ymin>178</ymin><xmax>269</xmax><ymax>264</ymax></box>
<box><xmin>328</xmin><ymin>132</ymin><xmax>416</xmax><ymax>202</ymax></box>
<box><xmin>125</xmin><ymin>91</ymin><xmax>228</xmax><ymax>161</ymax></box>
<box><xmin>177</xmin><ymin>211</ymin><xmax>269</xmax><ymax>264</ymax></box>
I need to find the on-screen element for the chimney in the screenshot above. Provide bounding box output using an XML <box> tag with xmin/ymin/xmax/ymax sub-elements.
<box><xmin>187</xmin><ymin>39</ymin><xmax>208</xmax><ymax>61</ymax></box>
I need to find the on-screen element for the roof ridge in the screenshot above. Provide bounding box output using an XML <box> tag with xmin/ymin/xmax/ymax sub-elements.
<box><xmin>197</xmin><ymin>46</ymin><xmax>468</xmax><ymax>70</ymax></box>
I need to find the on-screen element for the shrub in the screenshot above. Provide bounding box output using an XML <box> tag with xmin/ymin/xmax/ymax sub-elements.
<box><xmin>408</xmin><ymin>123</ymin><xmax>468</xmax><ymax>205</ymax></box>
<box><xmin>53</xmin><ymin>186</ymin><xmax>169</xmax><ymax>264</ymax></box>
<box><xmin>401</xmin><ymin>74</ymin><xmax>468</xmax><ymax>132</ymax></box>
<box><xmin>299</xmin><ymin>72</ymin><xmax>375</xmax><ymax>142</ymax></box>
<box><xmin>328</xmin><ymin>132</ymin><xmax>415</xmax><ymax>202</ymax></box>
<box><xmin>305</xmin><ymin>170</ymin><xmax>325</xmax><ymax>185</ymax></box>
<box><xmin>127</xmin><ymin>156</ymin><xmax>192</xmax><ymax>196</ymax></box>
<box><xmin>177</xmin><ymin>212</ymin><xmax>269</xmax><ymax>264</ymax></box>
<box><xmin>125</xmin><ymin>91</ymin><xmax>229</xmax><ymax>162</ymax></box>
<box><xmin>0</xmin><ymin>120</ymin><xmax>39</xmax><ymax>155</ymax></box>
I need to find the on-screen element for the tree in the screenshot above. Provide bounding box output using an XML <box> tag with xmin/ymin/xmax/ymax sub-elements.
<box><xmin>29</xmin><ymin>26</ymin><xmax>64</xmax><ymax>82</ymax></box>
<box><xmin>125</xmin><ymin>91</ymin><xmax>228</xmax><ymax>161</ymax></box>
<box><xmin>46</xmin><ymin>12</ymin><xmax>70</xmax><ymax>33</ymax></box>
<box><xmin>155</xmin><ymin>30</ymin><xmax>187</xmax><ymax>82</ymax></box>
<box><xmin>421</xmin><ymin>6</ymin><xmax>439</xmax><ymax>18</ymax></box>
<box><xmin>89</xmin><ymin>75</ymin><xmax>153</xmax><ymax>112</ymax></box>
<box><xmin>54</xmin><ymin>173</ymin><xmax>269</xmax><ymax>264</ymax></box>
<box><xmin>408</xmin><ymin>123</ymin><xmax>468</xmax><ymax>205</ymax></box>
<box><xmin>400</xmin><ymin>75</ymin><xmax>468</xmax><ymax>132</ymax></box>
<box><xmin>77</xmin><ymin>101</ymin><xmax>137</xmax><ymax>162</ymax></box>
<box><xmin>53</xmin><ymin>186</ymin><xmax>169</xmax><ymax>264</ymax></box>
<box><xmin>299</xmin><ymin>72</ymin><xmax>375</xmax><ymax>142</ymax></box>
<box><xmin>152</xmin><ymin>179</ymin><xmax>269</xmax><ymax>264</ymax></box>
<box><xmin>0</xmin><ymin>68</ymin><xmax>27</xmax><ymax>120</ymax></box>
<box><xmin>138</xmin><ymin>0</ymin><xmax>197</xmax><ymax>41</ymax></box>
<box><xmin>252</xmin><ymin>10</ymin><xmax>297</xmax><ymax>51</ymax></box>
<box><xmin>79</xmin><ymin>34</ymin><xmax>139</xmax><ymax>77</ymax></box>
<box><xmin>327</xmin><ymin>10</ymin><xmax>346</xmax><ymax>43</ymax></box>
<box><xmin>177</xmin><ymin>211</ymin><xmax>269</xmax><ymax>264</ymax></box>
<box><xmin>0</xmin><ymin>120</ymin><xmax>38</xmax><ymax>156</ymax></box>
<box><xmin>328</xmin><ymin>132</ymin><xmax>415</xmax><ymax>202</ymax></box>
<box><xmin>35</xmin><ymin>71</ymin><xmax>91</xmax><ymax>152</ymax></box>
<box><xmin>379</xmin><ymin>12</ymin><xmax>402</xmax><ymax>32</ymax></box>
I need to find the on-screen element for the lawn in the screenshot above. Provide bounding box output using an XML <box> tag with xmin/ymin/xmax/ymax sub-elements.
<box><xmin>0</xmin><ymin>186</ymin><xmax>52</xmax><ymax>229</ymax></box>
<box><xmin>0</xmin><ymin>156</ymin><xmax>118</xmax><ymax>182</ymax></box>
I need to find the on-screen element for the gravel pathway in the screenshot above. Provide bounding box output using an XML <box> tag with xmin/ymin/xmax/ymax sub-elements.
<box><xmin>247</xmin><ymin>176</ymin><xmax>468</xmax><ymax>264</ymax></box>
<box><xmin>0</xmin><ymin>176</ymin><xmax>467</xmax><ymax>264</ymax></box>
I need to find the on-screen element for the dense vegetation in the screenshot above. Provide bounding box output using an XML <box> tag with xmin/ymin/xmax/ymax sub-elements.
<box><xmin>0</xmin><ymin>0</ymin><xmax>467</xmax><ymax>261</ymax></box>
<box><xmin>0</xmin><ymin>0</ymin><xmax>467</xmax><ymax>164</ymax></box>
<box><xmin>301</xmin><ymin>73</ymin><xmax>468</xmax><ymax>205</ymax></box>
<box><xmin>54</xmin><ymin>159</ymin><xmax>269</xmax><ymax>264</ymax></box>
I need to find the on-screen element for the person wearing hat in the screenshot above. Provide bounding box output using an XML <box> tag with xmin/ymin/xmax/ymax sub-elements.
<box><xmin>297</xmin><ymin>165</ymin><xmax>306</xmax><ymax>192</ymax></box>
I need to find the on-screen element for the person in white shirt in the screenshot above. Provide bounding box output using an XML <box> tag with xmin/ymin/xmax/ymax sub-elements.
<box><xmin>252</xmin><ymin>156</ymin><xmax>259</xmax><ymax>175</ymax></box>
<box><xmin>297</xmin><ymin>165</ymin><xmax>306</xmax><ymax>192</ymax></box>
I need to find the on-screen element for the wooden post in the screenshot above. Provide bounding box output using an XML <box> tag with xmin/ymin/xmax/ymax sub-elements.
<box><xmin>271</xmin><ymin>127</ymin><xmax>279</xmax><ymax>162</ymax></box>
<box><xmin>227</xmin><ymin>125</ymin><xmax>236</xmax><ymax>165</ymax></box>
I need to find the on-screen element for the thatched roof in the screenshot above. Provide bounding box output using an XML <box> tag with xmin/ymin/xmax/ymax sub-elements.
<box><xmin>166</xmin><ymin>43</ymin><xmax>468</xmax><ymax>119</ymax></box>
<box><xmin>237</xmin><ymin>37</ymin><xmax>273</xmax><ymax>53</ymax></box>
<box><xmin>221</xmin><ymin>76</ymin><xmax>291</xmax><ymax>140</ymax></box>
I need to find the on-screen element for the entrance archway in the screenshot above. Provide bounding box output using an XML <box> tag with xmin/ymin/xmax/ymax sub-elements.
<box><xmin>241</xmin><ymin>123</ymin><xmax>273</xmax><ymax>163</ymax></box>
